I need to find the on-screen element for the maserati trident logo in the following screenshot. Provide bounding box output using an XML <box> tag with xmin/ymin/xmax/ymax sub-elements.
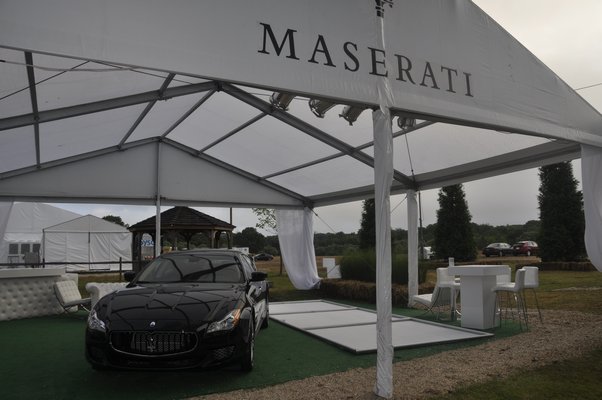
<box><xmin>375</xmin><ymin>0</ymin><xmax>394</xmax><ymax>18</ymax></box>
<box><xmin>149</xmin><ymin>321</ymin><xmax>156</xmax><ymax>328</ymax></box>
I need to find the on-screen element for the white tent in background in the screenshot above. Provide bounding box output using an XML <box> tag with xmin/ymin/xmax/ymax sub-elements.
<box><xmin>0</xmin><ymin>202</ymin><xmax>81</xmax><ymax>264</ymax></box>
<box><xmin>43</xmin><ymin>215</ymin><xmax>132</xmax><ymax>272</ymax></box>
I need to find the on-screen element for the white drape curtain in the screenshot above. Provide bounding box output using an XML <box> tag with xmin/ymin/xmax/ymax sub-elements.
<box><xmin>581</xmin><ymin>145</ymin><xmax>602</xmax><ymax>272</ymax></box>
<box><xmin>373</xmin><ymin>108</ymin><xmax>394</xmax><ymax>399</ymax></box>
<box><xmin>275</xmin><ymin>208</ymin><xmax>321</xmax><ymax>290</ymax></box>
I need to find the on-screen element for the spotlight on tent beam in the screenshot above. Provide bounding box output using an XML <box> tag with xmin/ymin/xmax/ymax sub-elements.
<box><xmin>309</xmin><ymin>99</ymin><xmax>335</xmax><ymax>118</ymax></box>
<box><xmin>397</xmin><ymin>116</ymin><xmax>416</xmax><ymax>131</ymax></box>
<box><xmin>270</xmin><ymin>92</ymin><xmax>295</xmax><ymax>111</ymax></box>
<box><xmin>339</xmin><ymin>105</ymin><xmax>366</xmax><ymax>126</ymax></box>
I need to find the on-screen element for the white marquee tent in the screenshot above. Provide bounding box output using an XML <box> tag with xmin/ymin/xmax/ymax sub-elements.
<box><xmin>43</xmin><ymin>214</ymin><xmax>132</xmax><ymax>271</ymax></box>
<box><xmin>1</xmin><ymin>1</ymin><xmax>601</xmax><ymax>397</ymax></box>
<box><xmin>0</xmin><ymin>202</ymin><xmax>81</xmax><ymax>264</ymax></box>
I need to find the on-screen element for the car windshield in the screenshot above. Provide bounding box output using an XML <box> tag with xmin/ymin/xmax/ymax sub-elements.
<box><xmin>136</xmin><ymin>253</ymin><xmax>244</xmax><ymax>284</ymax></box>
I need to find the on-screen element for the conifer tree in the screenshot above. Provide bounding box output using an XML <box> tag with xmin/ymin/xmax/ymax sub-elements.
<box><xmin>433</xmin><ymin>184</ymin><xmax>476</xmax><ymax>261</ymax></box>
<box><xmin>538</xmin><ymin>162</ymin><xmax>585</xmax><ymax>261</ymax></box>
<box><xmin>358</xmin><ymin>198</ymin><xmax>376</xmax><ymax>249</ymax></box>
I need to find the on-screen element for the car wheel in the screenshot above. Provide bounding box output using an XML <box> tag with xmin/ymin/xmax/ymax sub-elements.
<box><xmin>241</xmin><ymin>323</ymin><xmax>254</xmax><ymax>372</ymax></box>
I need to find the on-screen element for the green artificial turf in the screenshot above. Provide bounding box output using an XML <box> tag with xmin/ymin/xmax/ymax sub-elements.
<box><xmin>0</xmin><ymin>304</ymin><xmax>521</xmax><ymax>400</ymax></box>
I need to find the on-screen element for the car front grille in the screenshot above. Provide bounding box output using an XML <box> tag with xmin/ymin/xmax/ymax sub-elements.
<box><xmin>111</xmin><ymin>331</ymin><xmax>198</xmax><ymax>356</ymax></box>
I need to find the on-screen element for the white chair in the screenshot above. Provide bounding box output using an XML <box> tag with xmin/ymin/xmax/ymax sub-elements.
<box><xmin>412</xmin><ymin>268</ymin><xmax>460</xmax><ymax>320</ymax></box>
<box><xmin>493</xmin><ymin>268</ymin><xmax>528</xmax><ymax>330</ymax></box>
<box><xmin>54</xmin><ymin>280</ymin><xmax>91</xmax><ymax>313</ymax></box>
<box><xmin>496</xmin><ymin>265</ymin><xmax>512</xmax><ymax>285</ymax></box>
<box><xmin>522</xmin><ymin>266</ymin><xmax>543</xmax><ymax>323</ymax></box>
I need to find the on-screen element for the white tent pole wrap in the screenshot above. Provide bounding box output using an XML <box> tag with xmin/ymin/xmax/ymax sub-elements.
<box><xmin>373</xmin><ymin>108</ymin><xmax>394</xmax><ymax>399</ymax></box>
<box><xmin>155</xmin><ymin>142</ymin><xmax>162</xmax><ymax>258</ymax></box>
<box><xmin>407</xmin><ymin>190</ymin><xmax>419</xmax><ymax>306</ymax></box>
<box><xmin>581</xmin><ymin>145</ymin><xmax>602</xmax><ymax>272</ymax></box>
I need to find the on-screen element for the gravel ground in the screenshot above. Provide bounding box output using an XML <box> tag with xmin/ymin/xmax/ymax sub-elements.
<box><xmin>189</xmin><ymin>310</ymin><xmax>602</xmax><ymax>400</ymax></box>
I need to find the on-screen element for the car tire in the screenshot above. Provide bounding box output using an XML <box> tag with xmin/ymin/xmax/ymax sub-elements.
<box><xmin>241</xmin><ymin>323</ymin><xmax>254</xmax><ymax>372</ymax></box>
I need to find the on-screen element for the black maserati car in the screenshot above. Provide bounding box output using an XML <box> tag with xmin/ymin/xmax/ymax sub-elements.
<box><xmin>85</xmin><ymin>249</ymin><xmax>269</xmax><ymax>371</ymax></box>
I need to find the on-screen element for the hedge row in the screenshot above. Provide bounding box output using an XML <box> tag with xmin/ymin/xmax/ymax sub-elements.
<box><xmin>319</xmin><ymin>279</ymin><xmax>401</xmax><ymax>306</ymax></box>
<box><xmin>523</xmin><ymin>261</ymin><xmax>596</xmax><ymax>272</ymax></box>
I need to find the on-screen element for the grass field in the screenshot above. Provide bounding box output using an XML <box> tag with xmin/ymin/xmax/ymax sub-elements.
<box><xmin>71</xmin><ymin>256</ymin><xmax>602</xmax><ymax>399</ymax></box>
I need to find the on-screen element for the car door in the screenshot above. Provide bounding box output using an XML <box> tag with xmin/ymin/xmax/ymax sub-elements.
<box><xmin>240</xmin><ymin>254</ymin><xmax>267</xmax><ymax>331</ymax></box>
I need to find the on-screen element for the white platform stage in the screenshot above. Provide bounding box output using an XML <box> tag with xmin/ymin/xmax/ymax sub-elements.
<box><xmin>269</xmin><ymin>300</ymin><xmax>492</xmax><ymax>354</ymax></box>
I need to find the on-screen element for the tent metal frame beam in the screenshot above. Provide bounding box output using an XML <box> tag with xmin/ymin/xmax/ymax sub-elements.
<box><xmin>0</xmin><ymin>81</ymin><xmax>218</xmax><ymax>132</ymax></box>
<box><xmin>163</xmin><ymin>137</ymin><xmax>312</xmax><ymax>207</ymax></box>
<box><xmin>263</xmin><ymin>120</ymin><xmax>436</xmax><ymax>180</ymax></box>
<box><xmin>118</xmin><ymin>73</ymin><xmax>176</xmax><ymax>148</ymax></box>
<box><xmin>309</xmin><ymin>140</ymin><xmax>581</xmax><ymax>206</ymax></box>
<box><xmin>0</xmin><ymin>136</ymin><xmax>312</xmax><ymax>207</ymax></box>
<box><xmin>221</xmin><ymin>83</ymin><xmax>417</xmax><ymax>189</ymax></box>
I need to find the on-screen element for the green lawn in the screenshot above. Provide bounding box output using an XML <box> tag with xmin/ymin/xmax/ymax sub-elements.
<box><xmin>64</xmin><ymin>267</ymin><xmax>602</xmax><ymax>399</ymax></box>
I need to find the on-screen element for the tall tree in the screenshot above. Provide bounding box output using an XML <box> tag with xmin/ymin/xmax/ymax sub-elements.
<box><xmin>433</xmin><ymin>184</ymin><xmax>476</xmax><ymax>261</ymax></box>
<box><xmin>538</xmin><ymin>162</ymin><xmax>585</xmax><ymax>261</ymax></box>
<box><xmin>233</xmin><ymin>227</ymin><xmax>266</xmax><ymax>254</ymax></box>
<box><xmin>358</xmin><ymin>198</ymin><xmax>376</xmax><ymax>249</ymax></box>
<box><xmin>102</xmin><ymin>215</ymin><xmax>127</xmax><ymax>227</ymax></box>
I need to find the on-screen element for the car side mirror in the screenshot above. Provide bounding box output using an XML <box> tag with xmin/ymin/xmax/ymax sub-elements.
<box><xmin>124</xmin><ymin>271</ymin><xmax>136</xmax><ymax>282</ymax></box>
<box><xmin>251</xmin><ymin>271</ymin><xmax>268</xmax><ymax>282</ymax></box>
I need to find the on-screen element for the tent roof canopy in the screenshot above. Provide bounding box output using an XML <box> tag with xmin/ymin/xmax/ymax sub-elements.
<box><xmin>0</xmin><ymin>0</ymin><xmax>600</xmax><ymax>210</ymax></box>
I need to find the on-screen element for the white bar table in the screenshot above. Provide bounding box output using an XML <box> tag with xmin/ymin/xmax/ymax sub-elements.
<box><xmin>448</xmin><ymin>265</ymin><xmax>509</xmax><ymax>329</ymax></box>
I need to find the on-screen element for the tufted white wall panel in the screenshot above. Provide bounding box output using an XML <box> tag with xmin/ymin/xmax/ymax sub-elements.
<box><xmin>0</xmin><ymin>272</ymin><xmax>78</xmax><ymax>321</ymax></box>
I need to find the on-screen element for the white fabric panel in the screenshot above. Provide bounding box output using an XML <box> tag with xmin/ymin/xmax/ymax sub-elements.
<box><xmin>45</xmin><ymin>214</ymin><xmax>129</xmax><ymax>233</ymax></box>
<box><xmin>581</xmin><ymin>145</ymin><xmax>602</xmax><ymax>272</ymax></box>
<box><xmin>407</xmin><ymin>190</ymin><xmax>419</xmax><ymax>306</ymax></box>
<box><xmin>1</xmin><ymin>0</ymin><xmax>600</xmax><ymax>145</ymax></box>
<box><xmin>44</xmin><ymin>232</ymin><xmax>68</xmax><ymax>262</ymax></box>
<box><xmin>373</xmin><ymin>109</ymin><xmax>393</xmax><ymax>398</ymax></box>
<box><xmin>90</xmin><ymin>233</ymin><xmax>111</xmax><ymax>261</ymax></box>
<box><xmin>0</xmin><ymin>48</ymin><xmax>31</xmax><ymax>119</ymax></box>
<box><xmin>65</xmin><ymin>233</ymin><xmax>89</xmax><ymax>263</ymax></box>
<box><xmin>111</xmin><ymin>232</ymin><xmax>132</xmax><ymax>262</ymax></box>
<box><xmin>275</xmin><ymin>208</ymin><xmax>321</xmax><ymax>290</ymax></box>
<box><xmin>159</xmin><ymin>144</ymin><xmax>304</xmax><ymax>207</ymax></box>
<box><xmin>0</xmin><ymin>202</ymin><xmax>15</xmax><ymax>263</ymax></box>
<box><xmin>0</xmin><ymin>126</ymin><xmax>37</xmax><ymax>174</ymax></box>
<box><xmin>5</xmin><ymin>203</ymin><xmax>81</xmax><ymax>233</ymax></box>
<box><xmin>40</xmin><ymin>105</ymin><xmax>146</xmax><ymax>163</ymax></box>
<box><xmin>33</xmin><ymin>54</ymin><xmax>170</xmax><ymax>112</ymax></box>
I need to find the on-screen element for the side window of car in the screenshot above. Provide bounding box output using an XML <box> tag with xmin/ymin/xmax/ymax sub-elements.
<box><xmin>239</xmin><ymin>254</ymin><xmax>256</xmax><ymax>279</ymax></box>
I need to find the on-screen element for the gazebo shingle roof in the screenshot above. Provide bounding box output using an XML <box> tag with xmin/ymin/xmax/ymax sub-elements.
<box><xmin>129</xmin><ymin>206</ymin><xmax>235</xmax><ymax>231</ymax></box>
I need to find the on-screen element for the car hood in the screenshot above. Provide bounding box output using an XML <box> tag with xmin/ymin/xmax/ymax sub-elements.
<box><xmin>95</xmin><ymin>283</ymin><xmax>245</xmax><ymax>331</ymax></box>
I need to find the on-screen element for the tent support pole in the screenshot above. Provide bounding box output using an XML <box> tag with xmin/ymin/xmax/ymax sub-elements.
<box><xmin>155</xmin><ymin>142</ymin><xmax>162</xmax><ymax>258</ymax></box>
<box><xmin>373</xmin><ymin>109</ymin><xmax>393</xmax><ymax>399</ymax></box>
<box><xmin>407</xmin><ymin>189</ymin><xmax>419</xmax><ymax>306</ymax></box>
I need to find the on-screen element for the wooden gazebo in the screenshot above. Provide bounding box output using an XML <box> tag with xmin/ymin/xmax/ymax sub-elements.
<box><xmin>129</xmin><ymin>206</ymin><xmax>235</xmax><ymax>270</ymax></box>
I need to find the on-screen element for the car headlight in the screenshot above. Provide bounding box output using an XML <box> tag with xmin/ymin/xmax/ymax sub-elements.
<box><xmin>206</xmin><ymin>308</ymin><xmax>241</xmax><ymax>334</ymax></box>
<box><xmin>87</xmin><ymin>309</ymin><xmax>107</xmax><ymax>333</ymax></box>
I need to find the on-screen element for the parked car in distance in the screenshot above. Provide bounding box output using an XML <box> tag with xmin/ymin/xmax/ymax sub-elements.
<box><xmin>512</xmin><ymin>241</ymin><xmax>539</xmax><ymax>256</ymax></box>
<box><xmin>85</xmin><ymin>249</ymin><xmax>269</xmax><ymax>371</ymax></box>
<box><xmin>253</xmin><ymin>253</ymin><xmax>274</xmax><ymax>261</ymax></box>
<box><xmin>482</xmin><ymin>242</ymin><xmax>514</xmax><ymax>257</ymax></box>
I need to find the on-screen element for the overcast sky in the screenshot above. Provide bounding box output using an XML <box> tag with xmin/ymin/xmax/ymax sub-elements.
<box><xmin>53</xmin><ymin>0</ymin><xmax>602</xmax><ymax>235</ymax></box>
